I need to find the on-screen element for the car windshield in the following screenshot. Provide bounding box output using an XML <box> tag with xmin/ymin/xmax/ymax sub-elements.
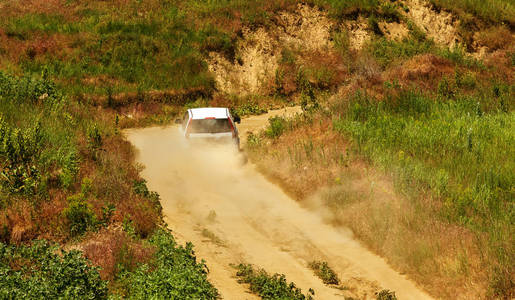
<box><xmin>188</xmin><ymin>118</ymin><xmax>232</xmax><ymax>134</ymax></box>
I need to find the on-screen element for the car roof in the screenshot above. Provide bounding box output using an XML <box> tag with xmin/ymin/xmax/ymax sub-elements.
<box><xmin>189</xmin><ymin>107</ymin><xmax>229</xmax><ymax>119</ymax></box>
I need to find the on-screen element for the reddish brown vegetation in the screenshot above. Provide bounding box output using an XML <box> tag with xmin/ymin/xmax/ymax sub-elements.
<box><xmin>477</xmin><ymin>26</ymin><xmax>514</xmax><ymax>51</ymax></box>
<box><xmin>1</xmin><ymin>200</ymin><xmax>35</xmax><ymax>244</ymax></box>
<box><xmin>387</xmin><ymin>54</ymin><xmax>454</xmax><ymax>90</ymax></box>
<box><xmin>81</xmin><ymin>228</ymin><xmax>155</xmax><ymax>280</ymax></box>
<box><xmin>0</xmin><ymin>0</ymin><xmax>71</xmax><ymax>18</ymax></box>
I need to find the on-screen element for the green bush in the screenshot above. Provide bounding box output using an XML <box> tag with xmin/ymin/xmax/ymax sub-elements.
<box><xmin>0</xmin><ymin>72</ymin><xmax>77</xmax><ymax>200</ymax></box>
<box><xmin>63</xmin><ymin>194</ymin><xmax>98</xmax><ymax>237</ymax></box>
<box><xmin>133</xmin><ymin>179</ymin><xmax>161</xmax><ymax>214</ymax></box>
<box><xmin>0</xmin><ymin>70</ymin><xmax>62</xmax><ymax>104</ymax></box>
<box><xmin>235</xmin><ymin>264</ymin><xmax>313</xmax><ymax>300</ymax></box>
<box><xmin>117</xmin><ymin>229</ymin><xmax>218</xmax><ymax>299</ymax></box>
<box><xmin>437</xmin><ymin>46</ymin><xmax>482</xmax><ymax>68</ymax></box>
<box><xmin>0</xmin><ymin>240</ymin><xmax>108</xmax><ymax>299</ymax></box>
<box><xmin>0</xmin><ymin>118</ymin><xmax>43</xmax><ymax>195</ymax></box>
<box><xmin>265</xmin><ymin>116</ymin><xmax>287</xmax><ymax>139</ymax></box>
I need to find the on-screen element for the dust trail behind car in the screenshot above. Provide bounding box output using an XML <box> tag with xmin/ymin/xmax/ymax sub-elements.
<box><xmin>125</xmin><ymin>112</ymin><xmax>433</xmax><ymax>300</ymax></box>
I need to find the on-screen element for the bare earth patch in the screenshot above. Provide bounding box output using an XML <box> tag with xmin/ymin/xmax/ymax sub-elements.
<box><xmin>207</xmin><ymin>4</ymin><xmax>334</xmax><ymax>96</ymax></box>
<box><xmin>404</xmin><ymin>0</ymin><xmax>460</xmax><ymax>48</ymax></box>
<box><xmin>379</xmin><ymin>21</ymin><xmax>410</xmax><ymax>41</ymax></box>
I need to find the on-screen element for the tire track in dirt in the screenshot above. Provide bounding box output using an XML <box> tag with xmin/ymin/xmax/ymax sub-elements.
<box><xmin>125</xmin><ymin>108</ymin><xmax>433</xmax><ymax>300</ymax></box>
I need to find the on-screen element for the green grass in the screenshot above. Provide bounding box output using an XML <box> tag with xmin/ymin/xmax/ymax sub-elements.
<box><xmin>0</xmin><ymin>0</ymin><xmax>408</xmax><ymax>99</ymax></box>
<box><xmin>368</xmin><ymin>36</ymin><xmax>434</xmax><ymax>68</ymax></box>
<box><xmin>0</xmin><ymin>71</ymin><xmax>78</xmax><ymax>205</ymax></box>
<box><xmin>332</xmin><ymin>87</ymin><xmax>514</xmax><ymax>296</ymax></box>
<box><xmin>429</xmin><ymin>0</ymin><xmax>515</xmax><ymax>26</ymax></box>
<box><xmin>0</xmin><ymin>2</ymin><xmax>219</xmax><ymax>96</ymax></box>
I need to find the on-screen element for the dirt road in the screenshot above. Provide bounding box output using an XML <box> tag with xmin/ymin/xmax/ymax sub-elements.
<box><xmin>125</xmin><ymin>108</ymin><xmax>433</xmax><ymax>300</ymax></box>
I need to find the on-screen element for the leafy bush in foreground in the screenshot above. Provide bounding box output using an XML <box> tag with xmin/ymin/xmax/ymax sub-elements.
<box><xmin>117</xmin><ymin>229</ymin><xmax>218</xmax><ymax>299</ymax></box>
<box><xmin>0</xmin><ymin>240</ymin><xmax>107</xmax><ymax>299</ymax></box>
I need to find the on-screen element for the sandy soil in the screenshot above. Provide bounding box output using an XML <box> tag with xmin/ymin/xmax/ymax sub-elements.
<box><xmin>125</xmin><ymin>109</ymin><xmax>433</xmax><ymax>300</ymax></box>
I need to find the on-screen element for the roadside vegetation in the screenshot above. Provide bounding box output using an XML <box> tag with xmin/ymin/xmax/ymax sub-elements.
<box><xmin>0</xmin><ymin>70</ymin><xmax>218</xmax><ymax>297</ymax></box>
<box><xmin>308</xmin><ymin>261</ymin><xmax>340</xmax><ymax>285</ymax></box>
<box><xmin>235</xmin><ymin>263</ymin><xmax>314</xmax><ymax>300</ymax></box>
<box><xmin>250</xmin><ymin>52</ymin><xmax>513</xmax><ymax>299</ymax></box>
<box><xmin>243</xmin><ymin>1</ymin><xmax>514</xmax><ymax>299</ymax></box>
<box><xmin>0</xmin><ymin>0</ymin><xmax>513</xmax><ymax>298</ymax></box>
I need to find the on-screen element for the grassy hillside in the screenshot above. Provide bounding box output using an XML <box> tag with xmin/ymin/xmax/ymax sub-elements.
<box><xmin>0</xmin><ymin>71</ymin><xmax>218</xmax><ymax>297</ymax></box>
<box><xmin>0</xmin><ymin>0</ymin><xmax>514</xmax><ymax>298</ymax></box>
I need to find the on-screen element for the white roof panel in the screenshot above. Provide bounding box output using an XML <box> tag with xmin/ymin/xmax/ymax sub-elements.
<box><xmin>189</xmin><ymin>107</ymin><xmax>229</xmax><ymax>119</ymax></box>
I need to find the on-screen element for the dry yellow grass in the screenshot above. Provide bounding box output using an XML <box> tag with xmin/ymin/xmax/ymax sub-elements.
<box><xmin>248</xmin><ymin>113</ymin><xmax>488</xmax><ymax>299</ymax></box>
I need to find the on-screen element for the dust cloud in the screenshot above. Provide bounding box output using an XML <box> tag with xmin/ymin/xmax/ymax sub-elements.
<box><xmin>125</xmin><ymin>125</ymin><xmax>433</xmax><ymax>300</ymax></box>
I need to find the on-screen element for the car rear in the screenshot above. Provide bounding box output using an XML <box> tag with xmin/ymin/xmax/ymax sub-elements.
<box><xmin>183</xmin><ymin>108</ymin><xmax>240</xmax><ymax>149</ymax></box>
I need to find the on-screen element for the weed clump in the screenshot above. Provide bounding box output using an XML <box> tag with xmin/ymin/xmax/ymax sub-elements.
<box><xmin>235</xmin><ymin>263</ymin><xmax>313</xmax><ymax>299</ymax></box>
<box><xmin>308</xmin><ymin>261</ymin><xmax>340</xmax><ymax>285</ymax></box>
<box><xmin>376</xmin><ymin>289</ymin><xmax>397</xmax><ymax>300</ymax></box>
<box><xmin>63</xmin><ymin>195</ymin><xmax>97</xmax><ymax>237</ymax></box>
<box><xmin>265</xmin><ymin>116</ymin><xmax>287</xmax><ymax>139</ymax></box>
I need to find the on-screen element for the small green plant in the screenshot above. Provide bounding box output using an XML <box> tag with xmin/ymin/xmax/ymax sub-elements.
<box><xmin>247</xmin><ymin>132</ymin><xmax>262</xmax><ymax>148</ymax></box>
<box><xmin>309</xmin><ymin>261</ymin><xmax>340</xmax><ymax>285</ymax></box>
<box><xmin>265</xmin><ymin>116</ymin><xmax>287</xmax><ymax>139</ymax></box>
<box><xmin>63</xmin><ymin>194</ymin><xmax>97</xmax><ymax>237</ymax></box>
<box><xmin>280</xmin><ymin>48</ymin><xmax>296</xmax><ymax>64</ymax></box>
<box><xmin>369</xmin><ymin>37</ymin><xmax>433</xmax><ymax>67</ymax></box>
<box><xmin>438</xmin><ymin>46</ymin><xmax>481</xmax><ymax>68</ymax></box>
<box><xmin>133</xmin><ymin>179</ymin><xmax>161</xmax><ymax>213</ymax></box>
<box><xmin>87</xmin><ymin>124</ymin><xmax>102</xmax><ymax>151</ymax></box>
<box><xmin>332</xmin><ymin>29</ymin><xmax>351</xmax><ymax>56</ymax></box>
<box><xmin>100</xmin><ymin>203</ymin><xmax>115</xmax><ymax>227</ymax></box>
<box><xmin>0</xmin><ymin>118</ymin><xmax>44</xmax><ymax>196</ymax></box>
<box><xmin>235</xmin><ymin>264</ymin><xmax>313</xmax><ymax>299</ymax></box>
<box><xmin>368</xmin><ymin>15</ymin><xmax>382</xmax><ymax>35</ymax></box>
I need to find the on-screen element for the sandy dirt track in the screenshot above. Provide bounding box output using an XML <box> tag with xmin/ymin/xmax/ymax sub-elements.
<box><xmin>125</xmin><ymin>109</ymin><xmax>433</xmax><ymax>300</ymax></box>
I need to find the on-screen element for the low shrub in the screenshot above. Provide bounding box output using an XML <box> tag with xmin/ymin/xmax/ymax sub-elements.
<box><xmin>265</xmin><ymin>116</ymin><xmax>287</xmax><ymax>139</ymax></box>
<box><xmin>63</xmin><ymin>194</ymin><xmax>98</xmax><ymax>237</ymax></box>
<box><xmin>0</xmin><ymin>240</ymin><xmax>108</xmax><ymax>299</ymax></box>
<box><xmin>235</xmin><ymin>263</ymin><xmax>313</xmax><ymax>300</ymax></box>
<box><xmin>308</xmin><ymin>261</ymin><xmax>340</xmax><ymax>285</ymax></box>
<box><xmin>376</xmin><ymin>289</ymin><xmax>397</xmax><ymax>300</ymax></box>
<box><xmin>117</xmin><ymin>229</ymin><xmax>218</xmax><ymax>299</ymax></box>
